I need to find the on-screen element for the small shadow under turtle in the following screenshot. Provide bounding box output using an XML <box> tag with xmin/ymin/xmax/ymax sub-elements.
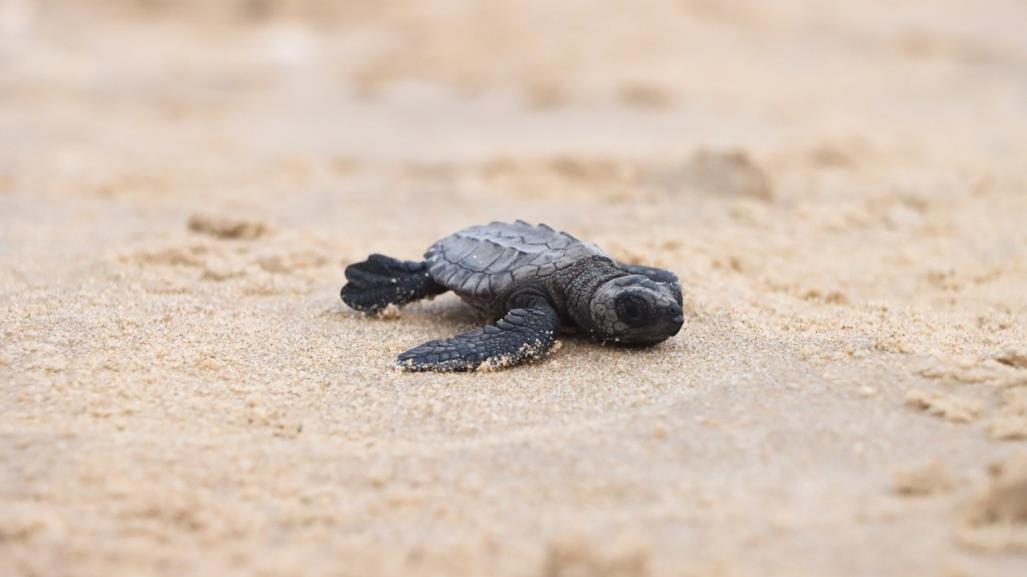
<box><xmin>390</xmin><ymin>293</ymin><xmax>487</xmax><ymax>326</ymax></box>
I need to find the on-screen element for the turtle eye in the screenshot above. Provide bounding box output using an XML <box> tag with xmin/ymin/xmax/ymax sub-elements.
<box><xmin>615</xmin><ymin>294</ymin><xmax>652</xmax><ymax>327</ymax></box>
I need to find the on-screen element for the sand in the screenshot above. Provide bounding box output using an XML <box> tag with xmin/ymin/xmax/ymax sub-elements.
<box><xmin>2</xmin><ymin>1</ymin><xmax>1027</xmax><ymax>575</ymax></box>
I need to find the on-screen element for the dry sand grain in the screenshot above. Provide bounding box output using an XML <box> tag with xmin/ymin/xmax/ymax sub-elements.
<box><xmin>2</xmin><ymin>1</ymin><xmax>1027</xmax><ymax>576</ymax></box>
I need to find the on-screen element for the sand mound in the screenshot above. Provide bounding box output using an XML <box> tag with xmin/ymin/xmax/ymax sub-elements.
<box><xmin>958</xmin><ymin>452</ymin><xmax>1027</xmax><ymax>552</ymax></box>
<box><xmin>188</xmin><ymin>213</ymin><xmax>271</xmax><ymax>240</ymax></box>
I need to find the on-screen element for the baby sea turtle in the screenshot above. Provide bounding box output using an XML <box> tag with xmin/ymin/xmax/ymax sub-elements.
<box><xmin>341</xmin><ymin>221</ymin><xmax>684</xmax><ymax>371</ymax></box>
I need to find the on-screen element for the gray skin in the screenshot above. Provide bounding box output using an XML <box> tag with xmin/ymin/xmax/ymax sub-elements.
<box><xmin>340</xmin><ymin>221</ymin><xmax>684</xmax><ymax>371</ymax></box>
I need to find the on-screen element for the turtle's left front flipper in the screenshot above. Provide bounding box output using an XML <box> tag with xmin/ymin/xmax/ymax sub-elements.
<box><xmin>397</xmin><ymin>303</ymin><xmax>561</xmax><ymax>372</ymax></box>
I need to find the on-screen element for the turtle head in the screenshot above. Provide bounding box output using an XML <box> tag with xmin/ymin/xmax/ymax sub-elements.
<box><xmin>588</xmin><ymin>275</ymin><xmax>684</xmax><ymax>346</ymax></box>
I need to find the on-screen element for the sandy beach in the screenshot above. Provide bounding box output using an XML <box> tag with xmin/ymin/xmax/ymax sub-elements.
<box><xmin>2</xmin><ymin>1</ymin><xmax>1027</xmax><ymax>575</ymax></box>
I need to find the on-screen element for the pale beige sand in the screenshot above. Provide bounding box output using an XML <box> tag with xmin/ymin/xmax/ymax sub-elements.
<box><xmin>3</xmin><ymin>1</ymin><xmax>1027</xmax><ymax>576</ymax></box>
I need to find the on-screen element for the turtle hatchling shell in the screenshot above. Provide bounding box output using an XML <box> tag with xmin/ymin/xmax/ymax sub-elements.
<box><xmin>425</xmin><ymin>221</ymin><xmax>606</xmax><ymax>297</ymax></box>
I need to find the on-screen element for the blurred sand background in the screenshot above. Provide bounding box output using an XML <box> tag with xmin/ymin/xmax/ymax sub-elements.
<box><xmin>2</xmin><ymin>0</ymin><xmax>1027</xmax><ymax>575</ymax></box>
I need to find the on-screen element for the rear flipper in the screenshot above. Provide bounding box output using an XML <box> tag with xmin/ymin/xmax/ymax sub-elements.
<box><xmin>341</xmin><ymin>254</ymin><xmax>446</xmax><ymax>314</ymax></box>
<box><xmin>397</xmin><ymin>302</ymin><xmax>561</xmax><ymax>372</ymax></box>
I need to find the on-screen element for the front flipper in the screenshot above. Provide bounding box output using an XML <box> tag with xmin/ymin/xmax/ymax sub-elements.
<box><xmin>397</xmin><ymin>304</ymin><xmax>561</xmax><ymax>372</ymax></box>
<box><xmin>619</xmin><ymin>262</ymin><xmax>683</xmax><ymax>305</ymax></box>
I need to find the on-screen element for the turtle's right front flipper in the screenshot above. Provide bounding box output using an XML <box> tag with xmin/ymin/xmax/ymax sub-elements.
<box><xmin>397</xmin><ymin>303</ymin><xmax>561</xmax><ymax>372</ymax></box>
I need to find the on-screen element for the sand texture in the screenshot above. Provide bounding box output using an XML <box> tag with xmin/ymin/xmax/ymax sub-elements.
<box><xmin>2</xmin><ymin>1</ymin><xmax>1027</xmax><ymax>576</ymax></box>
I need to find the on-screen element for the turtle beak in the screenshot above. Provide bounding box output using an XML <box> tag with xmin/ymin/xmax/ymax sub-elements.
<box><xmin>670</xmin><ymin>314</ymin><xmax>684</xmax><ymax>335</ymax></box>
<box><xmin>667</xmin><ymin>304</ymin><xmax>684</xmax><ymax>336</ymax></box>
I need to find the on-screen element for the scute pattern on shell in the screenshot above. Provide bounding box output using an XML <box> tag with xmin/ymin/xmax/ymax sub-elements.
<box><xmin>425</xmin><ymin>221</ymin><xmax>606</xmax><ymax>297</ymax></box>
